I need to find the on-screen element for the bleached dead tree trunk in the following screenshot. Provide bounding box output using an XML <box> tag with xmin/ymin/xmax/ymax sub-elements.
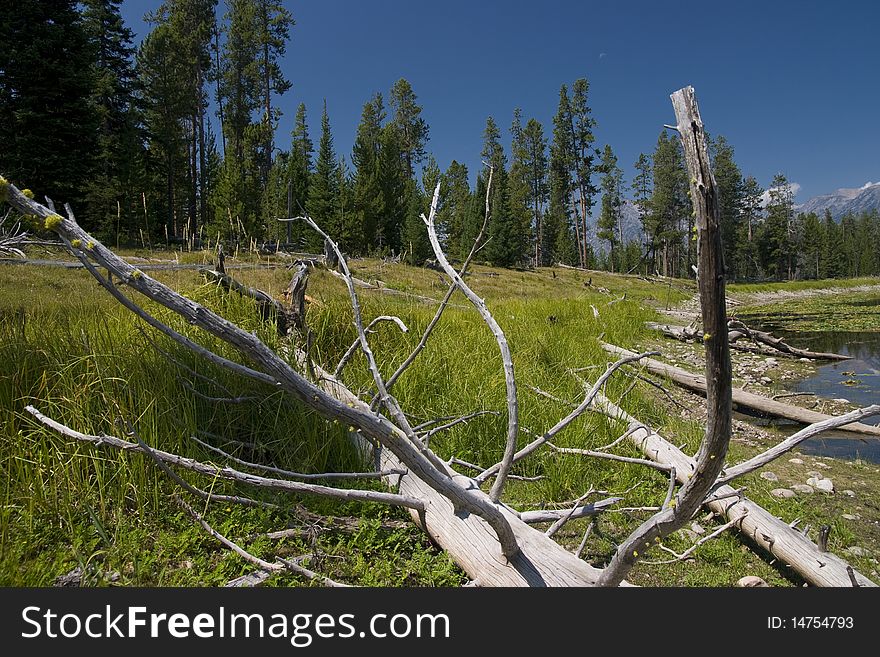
<box><xmin>2</xmin><ymin>87</ymin><xmax>875</xmax><ymax>587</ymax></box>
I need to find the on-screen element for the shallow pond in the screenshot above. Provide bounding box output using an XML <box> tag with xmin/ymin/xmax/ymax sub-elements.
<box><xmin>755</xmin><ymin>329</ymin><xmax>880</xmax><ymax>463</ymax></box>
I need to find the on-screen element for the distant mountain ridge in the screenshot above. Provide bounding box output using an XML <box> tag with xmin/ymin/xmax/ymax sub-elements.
<box><xmin>796</xmin><ymin>182</ymin><xmax>880</xmax><ymax>219</ymax></box>
<box><xmin>586</xmin><ymin>199</ymin><xmax>644</xmax><ymax>254</ymax></box>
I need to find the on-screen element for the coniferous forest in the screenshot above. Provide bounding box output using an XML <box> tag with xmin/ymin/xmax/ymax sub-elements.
<box><xmin>2</xmin><ymin>0</ymin><xmax>879</xmax><ymax>281</ymax></box>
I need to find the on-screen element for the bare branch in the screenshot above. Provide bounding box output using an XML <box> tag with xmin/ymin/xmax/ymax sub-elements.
<box><xmin>476</xmin><ymin>351</ymin><xmax>659</xmax><ymax>484</ymax></box>
<box><xmin>642</xmin><ymin>515</ymin><xmax>743</xmax><ymax>565</ymax></box>
<box><xmin>334</xmin><ymin>315</ymin><xmax>409</xmax><ymax>379</ymax></box>
<box><xmin>26</xmin><ymin>405</ymin><xmax>427</xmax><ymax>512</ymax></box>
<box><xmin>422</xmin><ymin>174</ymin><xmax>521</xmax><ymax>503</ymax></box>
<box><xmin>713</xmin><ymin>404</ymin><xmax>880</xmax><ymax>488</ymax></box>
<box><xmin>547</xmin><ymin>442</ymin><xmax>675</xmax><ymax>474</ymax></box>
<box><xmin>190</xmin><ymin>434</ymin><xmax>406</xmax><ymax>481</ymax></box>
<box><xmin>383</xmin><ymin>167</ymin><xmax>496</xmax><ymax>394</ymax></box>
<box><xmin>421</xmin><ymin>410</ymin><xmax>500</xmax><ymax>443</ymax></box>
<box><xmin>575</xmin><ymin>521</ymin><xmax>595</xmax><ymax>559</ymax></box>
<box><xmin>177</xmin><ymin>496</ymin><xmax>282</xmax><ymax>572</ymax></box>
<box><xmin>518</xmin><ymin>497</ymin><xmax>621</xmax><ymax>525</ymax></box>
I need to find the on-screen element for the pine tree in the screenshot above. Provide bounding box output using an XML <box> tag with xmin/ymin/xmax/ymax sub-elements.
<box><xmin>597</xmin><ymin>145</ymin><xmax>624</xmax><ymax>271</ymax></box>
<box><xmin>649</xmin><ymin>130</ymin><xmax>688</xmax><ymax>277</ymax></box>
<box><xmin>822</xmin><ymin>210</ymin><xmax>844</xmax><ymax>278</ymax></box>
<box><xmin>138</xmin><ymin>21</ymin><xmax>190</xmax><ymax>239</ymax></box>
<box><xmin>548</xmin><ymin>87</ymin><xmax>576</xmax><ymax>266</ymax></box>
<box><xmin>351</xmin><ymin>94</ymin><xmax>386</xmax><ymax>250</ymax></box>
<box><xmin>709</xmin><ymin>135</ymin><xmax>744</xmax><ymax>279</ymax></box>
<box><xmin>254</xmin><ymin>0</ymin><xmax>294</xmax><ymax>186</ymax></box>
<box><xmin>389</xmin><ymin>78</ymin><xmax>429</xmax><ymax>178</ymax></box>
<box><xmin>81</xmin><ymin>0</ymin><xmax>146</xmax><ymax>239</ymax></box>
<box><xmin>0</xmin><ymin>0</ymin><xmax>99</xmax><ymax>221</ymax></box>
<box><xmin>284</xmin><ymin>102</ymin><xmax>312</xmax><ymax>247</ymax></box>
<box><xmin>518</xmin><ymin>117</ymin><xmax>549</xmax><ymax>266</ymax></box>
<box><xmin>480</xmin><ymin>117</ymin><xmax>521</xmax><ymax>267</ymax></box>
<box><xmin>738</xmin><ymin>175</ymin><xmax>764</xmax><ymax>279</ymax></box>
<box><xmin>403</xmin><ymin>174</ymin><xmax>432</xmax><ymax>265</ymax></box>
<box><xmin>377</xmin><ymin>124</ymin><xmax>406</xmax><ymax>253</ymax></box>
<box><xmin>506</xmin><ymin>110</ymin><xmax>533</xmax><ymax>266</ymax></box>
<box><xmin>306</xmin><ymin>101</ymin><xmax>339</xmax><ymax>250</ymax></box>
<box><xmin>631</xmin><ymin>152</ymin><xmax>652</xmax><ymax>272</ymax></box>
<box><xmin>439</xmin><ymin>160</ymin><xmax>472</xmax><ymax>259</ymax></box>
<box><xmin>799</xmin><ymin>212</ymin><xmax>823</xmax><ymax>279</ymax></box>
<box><xmin>760</xmin><ymin>173</ymin><xmax>795</xmax><ymax>280</ymax></box>
<box><xmin>569</xmin><ymin>79</ymin><xmax>598</xmax><ymax>268</ymax></box>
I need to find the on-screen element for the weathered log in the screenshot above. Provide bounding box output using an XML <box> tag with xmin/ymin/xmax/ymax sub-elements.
<box><xmin>648</xmin><ymin>321</ymin><xmax>797</xmax><ymax>358</ymax></box>
<box><xmin>647</xmin><ymin>321</ymin><xmax>852</xmax><ymax>361</ymax></box>
<box><xmin>202</xmin><ymin>268</ymin><xmax>288</xmax><ymax>336</ymax></box>
<box><xmin>593</xmin><ymin>393</ymin><xmax>876</xmax><ymax>587</ymax></box>
<box><xmin>728</xmin><ymin>319</ymin><xmax>852</xmax><ymax>361</ymax></box>
<box><xmin>284</xmin><ymin>263</ymin><xmax>309</xmax><ymax>336</ymax></box>
<box><xmin>601</xmin><ymin>342</ymin><xmax>880</xmax><ymax>437</ymax></box>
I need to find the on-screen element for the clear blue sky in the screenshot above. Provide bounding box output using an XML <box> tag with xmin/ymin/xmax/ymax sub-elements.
<box><xmin>121</xmin><ymin>0</ymin><xmax>880</xmax><ymax>201</ymax></box>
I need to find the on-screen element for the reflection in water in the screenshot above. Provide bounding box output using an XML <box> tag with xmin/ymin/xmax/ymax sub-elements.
<box><xmin>761</xmin><ymin>329</ymin><xmax>880</xmax><ymax>463</ymax></box>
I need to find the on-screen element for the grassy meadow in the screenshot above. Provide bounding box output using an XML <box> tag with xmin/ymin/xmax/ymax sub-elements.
<box><xmin>1</xmin><ymin>248</ymin><xmax>877</xmax><ymax>586</ymax></box>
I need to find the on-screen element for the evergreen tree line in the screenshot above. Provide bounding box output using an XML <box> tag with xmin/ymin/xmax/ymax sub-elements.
<box><xmin>2</xmin><ymin>1</ymin><xmax>878</xmax><ymax>279</ymax></box>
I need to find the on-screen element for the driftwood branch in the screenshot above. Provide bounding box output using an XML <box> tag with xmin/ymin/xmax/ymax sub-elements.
<box><xmin>382</xmin><ymin>168</ymin><xmax>494</xmax><ymax>396</ymax></box>
<box><xmin>26</xmin><ymin>405</ymin><xmax>427</xmax><ymax>511</ymax></box>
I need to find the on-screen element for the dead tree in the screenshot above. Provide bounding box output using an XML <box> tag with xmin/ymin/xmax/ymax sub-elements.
<box><xmin>2</xmin><ymin>88</ymin><xmax>876</xmax><ymax>587</ymax></box>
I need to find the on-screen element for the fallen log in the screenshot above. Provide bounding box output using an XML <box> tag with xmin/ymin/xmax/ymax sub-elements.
<box><xmin>648</xmin><ymin>322</ymin><xmax>790</xmax><ymax>358</ymax></box>
<box><xmin>728</xmin><ymin>319</ymin><xmax>852</xmax><ymax>361</ymax></box>
<box><xmin>593</xmin><ymin>392</ymin><xmax>876</xmax><ymax>587</ymax></box>
<box><xmin>646</xmin><ymin>320</ymin><xmax>852</xmax><ymax>361</ymax></box>
<box><xmin>601</xmin><ymin>343</ymin><xmax>880</xmax><ymax>437</ymax></box>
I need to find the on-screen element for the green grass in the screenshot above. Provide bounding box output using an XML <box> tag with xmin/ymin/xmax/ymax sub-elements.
<box><xmin>735</xmin><ymin>288</ymin><xmax>880</xmax><ymax>333</ymax></box>
<box><xmin>728</xmin><ymin>276</ymin><xmax>880</xmax><ymax>295</ymax></box>
<box><xmin>2</xmin><ymin>252</ymin><xmax>874</xmax><ymax>587</ymax></box>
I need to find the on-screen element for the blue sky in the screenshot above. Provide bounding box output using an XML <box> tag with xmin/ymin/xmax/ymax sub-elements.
<box><xmin>121</xmin><ymin>0</ymin><xmax>880</xmax><ymax>201</ymax></box>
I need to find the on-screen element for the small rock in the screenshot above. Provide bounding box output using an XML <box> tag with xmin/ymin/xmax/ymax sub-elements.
<box><xmin>846</xmin><ymin>546</ymin><xmax>870</xmax><ymax>557</ymax></box>
<box><xmin>808</xmin><ymin>477</ymin><xmax>834</xmax><ymax>493</ymax></box>
<box><xmin>843</xmin><ymin>489</ymin><xmax>856</xmax><ymax>498</ymax></box>
<box><xmin>53</xmin><ymin>567</ymin><xmax>83</xmax><ymax>587</ymax></box>
<box><xmin>760</xmin><ymin>377</ymin><xmax>772</xmax><ymax>384</ymax></box>
<box><xmin>806</xmin><ymin>470</ymin><xmax>824</xmax><ymax>479</ymax></box>
<box><xmin>771</xmin><ymin>488</ymin><xmax>796</xmax><ymax>499</ymax></box>
<box><xmin>678</xmin><ymin>529</ymin><xmax>700</xmax><ymax>543</ymax></box>
<box><xmin>799</xmin><ymin>357</ymin><xmax>811</xmax><ymax>362</ymax></box>
<box><xmin>737</xmin><ymin>576</ymin><xmax>769</xmax><ymax>587</ymax></box>
<box><xmin>690</xmin><ymin>522</ymin><xmax>705</xmax><ymax>535</ymax></box>
<box><xmin>842</xmin><ymin>514</ymin><xmax>860</xmax><ymax>521</ymax></box>
<box><xmin>760</xmin><ymin>471</ymin><xmax>779</xmax><ymax>482</ymax></box>
<box><xmin>813</xmin><ymin>462</ymin><xmax>831</xmax><ymax>469</ymax></box>
<box><xmin>788</xmin><ymin>458</ymin><xmax>804</xmax><ymax>465</ymax></box>
<box><xmin>792</xmin><ymin>484</ymin><xmax>814</xmax><ymax>494</ymax></box>
<box><xmin>764</xmin><ymin>358</ymin><xmax>778</xmax><ymax>367</ymax></box>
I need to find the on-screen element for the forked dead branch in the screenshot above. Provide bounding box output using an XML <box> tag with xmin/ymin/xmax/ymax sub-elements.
<box><xmin>4</xmin><ymin>87</ymin><xmax>877</xmax><ymax>586</ymax></box>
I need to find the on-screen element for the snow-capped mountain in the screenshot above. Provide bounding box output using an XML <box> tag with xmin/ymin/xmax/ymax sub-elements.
<box><xmin>796</xmin><ymin>182</ymin><xmax>880</xmax><ymax>219</ymax></box>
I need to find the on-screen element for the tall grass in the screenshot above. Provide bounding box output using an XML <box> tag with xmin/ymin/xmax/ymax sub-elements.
<box><xmin>0</xmin><ymin>257</ymin><xmax>809</xmax><ymax>586</ymax></box>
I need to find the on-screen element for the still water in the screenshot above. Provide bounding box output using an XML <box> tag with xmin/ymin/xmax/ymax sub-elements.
<box><xmin>766</xmin><ymin>331</ymin><xmax>880</xmax><ymax>463</ymax></box>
